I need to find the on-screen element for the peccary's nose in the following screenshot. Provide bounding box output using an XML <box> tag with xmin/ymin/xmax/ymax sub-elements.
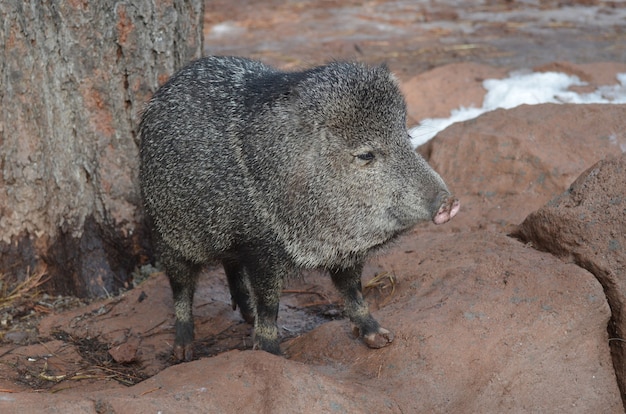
<box><xmin>432</xmin><ymin>193</ymin><xmax>460</xmax><ymax>225</ymax></box>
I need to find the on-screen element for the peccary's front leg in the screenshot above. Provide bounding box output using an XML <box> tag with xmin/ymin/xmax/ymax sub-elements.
<box><xmin>330</xmin><ymin>263</ymin><xmax>394</xmax><ymax>348</ymax></box>
<box><xmin>162</xmin><ymin>250</ymin><xmax>201</xmax><ymax>362</ymax></box>
<box><xmin>250</xmin><ymin>276</ymin><xmax>282</xmax><ymax>355</ymax></box>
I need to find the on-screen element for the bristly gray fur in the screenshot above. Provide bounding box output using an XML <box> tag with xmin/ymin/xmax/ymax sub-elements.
<box><xmin>139</xmin><ymin>56</ymin><xmax>455</xmax><ymax>358</ymax></box>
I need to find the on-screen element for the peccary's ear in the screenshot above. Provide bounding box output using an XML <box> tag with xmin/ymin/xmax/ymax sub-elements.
<box><xmin>244</xmin><ymin>72</ymin><xmax>303</xmax><ymax>109</ymax></box>
<box><xmin>376</xmin><ymin>63</ymin><xmax>399</xmax><ymax>85</ymax></box>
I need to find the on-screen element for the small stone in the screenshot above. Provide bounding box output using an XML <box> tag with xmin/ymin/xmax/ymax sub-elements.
<box><xmin>109</xmin><ymin>342</ymin><xmax>138</xmax><ymax>364</ymax></box>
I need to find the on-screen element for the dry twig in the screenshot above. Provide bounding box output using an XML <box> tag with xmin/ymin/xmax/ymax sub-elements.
<box><xmin>0</xmin><ymin>266</ymin><xmax>51</xmax><ymax>309</ymax></box>
<box><xmin>363</xmin><ymin>272</ymin><xmax>397</xmax><ymax>307</ymax></box>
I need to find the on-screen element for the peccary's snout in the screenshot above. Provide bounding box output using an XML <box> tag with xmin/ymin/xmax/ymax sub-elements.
<box><xmin>432</xmin><ymin>193</ymin><xmax>460</xmax><ymax>225</ymax></box>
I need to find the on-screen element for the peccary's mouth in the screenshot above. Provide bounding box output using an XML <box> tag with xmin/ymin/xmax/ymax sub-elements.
<box><xmin>432</xmin><ymin>197</ymin><xmax>460</xmax><ymax>225</ymax></box>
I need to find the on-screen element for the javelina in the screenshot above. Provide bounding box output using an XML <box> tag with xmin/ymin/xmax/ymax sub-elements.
<box><xmin>139</xmin><ymin>56</ymin><xmax>459</xmax><ymax>361</ymax></box>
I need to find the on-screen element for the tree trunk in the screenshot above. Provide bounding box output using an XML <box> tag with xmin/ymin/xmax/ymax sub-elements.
<box><xmin>0</xmin><ymin>1</ymin><xmax>203</xmax><ymax>297</ymax></box>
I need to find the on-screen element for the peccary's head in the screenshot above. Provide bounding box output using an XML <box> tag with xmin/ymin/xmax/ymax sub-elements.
<box><xmin>249</xmin><ymin>62</ymin><xmax>459</xmax><ymax>268</ymax></box>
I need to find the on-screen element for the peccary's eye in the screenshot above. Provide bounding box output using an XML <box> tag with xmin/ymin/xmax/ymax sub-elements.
<box><xmin>356</xmin><ymin>151</ymin><xmax>375</xmax><ymax>162</ymax></box>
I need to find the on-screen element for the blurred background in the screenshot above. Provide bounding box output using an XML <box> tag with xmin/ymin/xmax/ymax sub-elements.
<box><xmin>204</xmin><ymin>0</ymin><xmax>626</xmax><ymax>75</ymax></box>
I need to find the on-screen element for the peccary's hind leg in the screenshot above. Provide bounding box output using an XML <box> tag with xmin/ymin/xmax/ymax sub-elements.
<box><xmin>222</xmin><ymin>259</ymin><xmax>255</xmax><ymax>324</ymax></box>
<box><xmin>240</xmin><ymin>249</ymin><xmax>285</xmax><ymax>355</ymax></box>
<box><xmin>162</xmin><ymin>250</ymin><xmax>201</xmax><ymax>362</ymax></box>
<box><xmin>330</xmin><ymin>263</ymin><xmax>394</xmax><ymax>349</ymax></box>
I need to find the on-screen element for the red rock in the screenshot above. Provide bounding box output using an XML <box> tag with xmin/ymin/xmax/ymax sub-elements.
<box><xmin>422</xmin><ymin>103</ymin><xmax>626</xmax><ymax>232</ymax></box>
<box><xmin>400</xmin><ymin>62</ymin><xmax>509</xmax><ymax>123</ymax></box>
<box><xmin>108</xmin><ymin>341</ymin><xmax>138</xmax><ymax>364</ymax></box>
<box><xmin>287</xmin><ymin>231</ymin><xmax>622</xmax><ymax>412</ymax></box>
<box><xmin>514</xmin><ymin>154</ymin><xmax>626</xmax><ymax>403</ymax></box>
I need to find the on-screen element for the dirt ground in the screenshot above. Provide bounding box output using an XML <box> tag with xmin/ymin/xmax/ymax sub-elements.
<box><xmin>1</xmin><ymin>0</ymin><xmax>626</xmax><ymax>412</ymax></box>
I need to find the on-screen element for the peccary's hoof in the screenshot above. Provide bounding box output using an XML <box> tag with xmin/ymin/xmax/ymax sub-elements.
<box><xmin>173</xmin><ymin>343</ymin><xmax>194</xmax><ymax>362</ymax></box>
<box><xmin>252</xmin><ymin>329</ymin><xmax>282</xmax><ymax>355</ymax></box>
<box><xmin>362</xmin><ymin>327</ymin><xmax>394</xmax><ymax>349</ymax></box>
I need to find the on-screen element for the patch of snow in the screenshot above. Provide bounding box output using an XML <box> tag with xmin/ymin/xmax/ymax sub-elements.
<box><xmin>409</xmin><ymin>71</ymin><xmax>626</xmax><ymax>147</ymax></box>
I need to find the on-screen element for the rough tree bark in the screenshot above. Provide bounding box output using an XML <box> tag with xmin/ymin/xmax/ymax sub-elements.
<box><xmin>0</xmin><ymin>1</ymin><xmax>203</xmax><ymax>297</ymax></box>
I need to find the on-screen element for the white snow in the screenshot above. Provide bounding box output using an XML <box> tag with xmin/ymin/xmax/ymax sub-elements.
<box><xmin>208</xmin><ymin>22</ymin><xmax>245</xmax><ymax>38</ymax></box>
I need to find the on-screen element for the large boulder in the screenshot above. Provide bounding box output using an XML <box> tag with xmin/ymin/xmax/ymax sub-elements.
<box><xmin>1</xmin><ymin>350</ymin><xmax>400</xmax><ymax>413</ymax></box>
<box><xmin>514</xmin><ymin>153</ymin><xmax>626</xmax><ymax>403</ymax></box>
<box><xmin>422</xmin><ymin>104</ymin><xmax>626</xmax><ymax>232</ymax></box>
<box><xmin>287</xmin><ymin>231</ymin><xmax>622</xmax><ymax>412</ymax></box>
